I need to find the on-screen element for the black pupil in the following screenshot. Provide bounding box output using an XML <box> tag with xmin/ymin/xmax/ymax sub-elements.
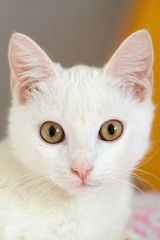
<box><xmin>48</xmin><ymin>126</ymin><xmax>56</xmax><ymax>137</ymax></box>
<box><xmin>108</xmin><ymin>124</ymin><xmax>115</xmax><ymax>135</ymax></box>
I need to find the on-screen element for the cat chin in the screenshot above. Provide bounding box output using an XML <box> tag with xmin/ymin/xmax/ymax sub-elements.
<box><xmin>58</xmin><ymin>182</ymin><xmax>103</xmax><ymax>196</ymax></box>
<box><xmin>49</xmin><ymin>176</ymin><xmax>101</xmax><ymax>196</ymax></box>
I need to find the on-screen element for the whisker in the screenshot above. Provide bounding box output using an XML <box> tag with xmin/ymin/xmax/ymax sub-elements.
<box><xmin>129</xmin><ymin>172</ymin><xmax>159</xmax><ymax>193</ymax></box>
<box><xmin>116</xmin><ymin>167</ymin><xmax>159</xmax><ymax>193</ymax></box>
<box><xmin>109</xmin><ymin>177</ymin><xmax>151</xmax><ymax>207</ymax></box>
<box><xmin>134</xmin><ymin>168</ymin><xmax>160</xmax><ymax>186</ymax></box>
<box><xmin>137</xmin><ymin>150</ymin><xmax>159</xmax><ymax>169</ymax></box>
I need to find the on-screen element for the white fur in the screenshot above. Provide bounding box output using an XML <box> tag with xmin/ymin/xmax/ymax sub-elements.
<box><xmin>0</xmin><ymin>30</ymin><xmax>154</xmax><ymax>239</ymax></box>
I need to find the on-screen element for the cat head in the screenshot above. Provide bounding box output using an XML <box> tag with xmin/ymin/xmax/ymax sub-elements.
<box><xmin>8</xmin><ymin>30</ymin><xmax>154</xmax><ymax>195</ymax></box>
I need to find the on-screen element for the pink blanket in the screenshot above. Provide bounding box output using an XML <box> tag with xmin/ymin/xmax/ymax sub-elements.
<box><xmin>129</xmin><ymin>194</ymin><xmax>160</xmax><ymax>240</ymax></box>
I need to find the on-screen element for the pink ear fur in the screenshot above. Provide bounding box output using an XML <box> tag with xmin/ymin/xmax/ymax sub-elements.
<box><xmin>8</xmin><ymin>33</ymin><xmax>55</xmax><ymax>103</ymax></box>
<box><xmin>105</xmin><ymin>30</ymin><xmax>154</xmax><ymax>101</ymax></box>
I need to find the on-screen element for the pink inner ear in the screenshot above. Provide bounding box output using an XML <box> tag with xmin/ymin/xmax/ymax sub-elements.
<box><xmin>134</xmin><ymin>83</ymin><xmax>147</xmax><ymax>102</ymax></box>
<box><xmin>9</xmin><ymin>33</ymin><xmax>55</xmax><ymax>104</ymax></box>
<box><xmin>11</xmin><ymin>60</ymin><xmax>53</xmax><ymax>104</ymax></box>
<box><xmin>105</xmin><ymin>30</ymin><xmax>154</xmax><ymax>100</ymax></box>
<box><xmin>11</xmin><ymin>74</ymin><xmax>40</xmax><ymax>104</ymax></box>
<box><xmin>10</xmin><ymin>56</ymin><xmax>53</xmax><ymax>89</ymax></box>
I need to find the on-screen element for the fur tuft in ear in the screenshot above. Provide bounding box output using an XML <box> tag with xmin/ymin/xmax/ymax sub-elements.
<box><xmin>8</xmin><ymin>33</ymin><xmax>55</xmax><ymax>103</ymax></box>
<box><xmin>104</xmin><ymin>30</ymin><xmax>154</xmax><ymax>101</ymax></box>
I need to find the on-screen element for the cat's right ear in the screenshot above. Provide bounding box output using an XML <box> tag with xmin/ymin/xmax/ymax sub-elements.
<box><xmin>8</xmin><ymin>33</ymin><xmax>55</xmax><ymax>103</ymax></box>
<box><xmin>104</xmin><ymin>30</ymin><xmax>154</xmax><ymax>101</ymax></box>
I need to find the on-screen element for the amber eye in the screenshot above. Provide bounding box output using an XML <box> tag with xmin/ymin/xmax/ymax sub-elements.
<box><xmin>40</xmin><ymin>121</ymin><xmax>64</xmax><ymax>144</ymax></box>
<box><xmin>99</xmin><ymin>120</ymin><xmax>123</xmax><ymax>141</ymax></box>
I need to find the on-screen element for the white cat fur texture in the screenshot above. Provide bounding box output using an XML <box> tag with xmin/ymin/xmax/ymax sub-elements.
<box><xmin>0</xmin><ymin>30</ymin><xmax>154</xmax><ymax>240</ymax></box>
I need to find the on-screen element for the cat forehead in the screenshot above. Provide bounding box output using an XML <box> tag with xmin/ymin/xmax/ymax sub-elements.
<box><xmin>37</xmin><ymin>65</ymin><xmax>104</xmax><ymax>102</ymax></box>
<box><xmin>30</xmin><ymin>65</ymin><xmax>134</xmax><ymax>123</ymax></box>
<box><xmin>63</xmin><ymin>65</ymin><xmax>100</xmax><ymax>78</ymax></box>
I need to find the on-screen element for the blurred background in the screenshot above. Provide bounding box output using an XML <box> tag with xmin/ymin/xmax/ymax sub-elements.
<box><xmin>0</xmin><ymin>0</ymin><xmax>160</xmax><ymax>190</ymax></box>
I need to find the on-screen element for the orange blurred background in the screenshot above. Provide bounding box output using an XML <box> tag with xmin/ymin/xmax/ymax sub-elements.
<box><xmin>127</xmin><ymin>0</ymin><xmax>160</xmax><ymax>190</ymax></box>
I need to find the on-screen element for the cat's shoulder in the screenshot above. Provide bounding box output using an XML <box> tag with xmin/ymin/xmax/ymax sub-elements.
<box><xmin>0</xmin><ymin>138</ymin><xmax>18</xmax><ymax>186</ymax></box>
<box><xmin>0</xmin><ymin>138</ymin><xmax>11</xmax><ymax>164</ymax></box>
<box><xmin>0</xmin><ymin>138</ymin><xmax>10</xmax><ymax>153</ymax></box>
<box><xmin>0</xmin><ymin>138</ymin><xmax>14</xmax><ymax>165</ymax></box>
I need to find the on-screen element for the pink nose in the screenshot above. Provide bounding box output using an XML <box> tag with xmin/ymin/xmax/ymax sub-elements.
<box><xmin>71</xmin><ymin>164</ymin><xmax>93</xmax><ymax>181</ymax></box>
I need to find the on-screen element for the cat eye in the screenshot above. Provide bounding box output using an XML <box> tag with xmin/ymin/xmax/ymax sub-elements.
<box><xmin>40</xmin><ymin>121</ymin><xmax>64</xmax><ymax>144</ymax></box>
<box><xmin>99</xmin><ymin>120</ymin><xmax>123</xmax><ymax>141</ymax></box>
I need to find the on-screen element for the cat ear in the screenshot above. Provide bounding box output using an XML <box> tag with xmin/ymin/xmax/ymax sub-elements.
<box><xmin>8</xmin><ymin>33</ymin><xmax>55</xmax><ymax>103</ymax></box>
<box><xmin>104</xmin><ymin>30</ymin><xmax>154</xmax><ymax>101</ymax></box>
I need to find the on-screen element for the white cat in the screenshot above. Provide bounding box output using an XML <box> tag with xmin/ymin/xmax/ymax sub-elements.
<box><xmin>0</xmin><ymin>30</ymin><xmax>154</xmax><ymax>240</ymax></box>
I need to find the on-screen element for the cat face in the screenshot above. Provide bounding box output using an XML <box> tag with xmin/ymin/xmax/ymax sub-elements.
<box><xmin>8</xmin><ymin>31</ymin><xmax>154</xmax><ymax>195</ymax></box>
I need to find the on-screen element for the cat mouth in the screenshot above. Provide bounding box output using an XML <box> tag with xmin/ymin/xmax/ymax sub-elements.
<box><xmin>78</xmin><ymin>182</ymin><xmax>100</xmax><ymax>188</ymax></box>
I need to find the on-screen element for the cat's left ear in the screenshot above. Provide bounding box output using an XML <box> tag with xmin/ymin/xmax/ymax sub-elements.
<box><xmin>8</xmin><ymin>33</ymin><xmax>55</xmax><ymax>103</ymax></box>
<box><xmin>104</xmin><ymin>30</ymin><xmax>154</xmax><ymax>101</ymax></box>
